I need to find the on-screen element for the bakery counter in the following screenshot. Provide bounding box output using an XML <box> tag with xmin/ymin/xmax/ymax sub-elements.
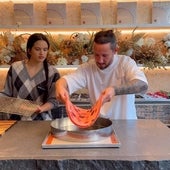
<box><xmin>135</xmin><ymin>98</ymin><xmax>170</xmax><ymax>125</ymax></box>
<box><xmin>0</xmin><ymin>120</ymin><xmax>170</xmax><ymax>170</ymax></box>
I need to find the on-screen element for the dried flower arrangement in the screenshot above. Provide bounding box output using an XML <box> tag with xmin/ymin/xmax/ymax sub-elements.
<box><xmin>162</xmin><ymin>33</ymin><xmax>170</xmax><ymax>62</ymax></box>
<box><xmin>133</xmin><ymin>42</ymin><xmax>168</xmax><ymax>69</ymax></box>
<box><xmin>46</xmin><ymin>32</ymin><xmax>94</xmax><ymax>65</ymax></box>
<box><xmin>116</xmin><ymin>28</ymin><xmax>169</xmax><ymax>69</ymax></box>
<box><xmin>0</xmin><ymin>31</ymin><xmax>94</xmax><ymax>66</ymax></box>
<box><xmin>0</xmin><ymin>31</ymin><xmax>27</xmax><ymax>65</ymax></box>
<box><xmin>0</xmin><ymin>30</ymin><xmax>169</xmax><ymax>69</ymax></box>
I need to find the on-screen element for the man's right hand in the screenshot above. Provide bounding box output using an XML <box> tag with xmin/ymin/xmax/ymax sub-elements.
<box><xmin>55</xmin><ymin>78</ymin><xmax>70</xmax><ymax>104</ymax></box>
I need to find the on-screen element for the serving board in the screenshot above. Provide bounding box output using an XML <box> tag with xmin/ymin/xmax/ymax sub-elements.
<box><xmin>42</xmin><ymin>130</ymin><xmax>121</xmax><ymax>149</ymax></box>
<box><xmin>0</xmin><ymin>96</ymin><xmax>39</xmax><ymax>117</ymax></box>
<box><xmin>0</xmin><ymin>120</ymin><xmax>17</xmax><ymax>136</ymax></box>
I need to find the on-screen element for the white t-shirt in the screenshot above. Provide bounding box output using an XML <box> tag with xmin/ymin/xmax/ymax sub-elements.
<box><xmin>64</xmin><ymin>54</ymin><xmax>148</xmax><ymax>120</ymax></box>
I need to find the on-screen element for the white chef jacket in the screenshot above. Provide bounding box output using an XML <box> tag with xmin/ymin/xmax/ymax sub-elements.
<box><xmin>63</xmin><ymin>54</ymin><xmax>148</xmax><ymax>120</ymax></box>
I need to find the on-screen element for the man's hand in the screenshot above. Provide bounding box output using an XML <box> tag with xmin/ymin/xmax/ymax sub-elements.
<box><xmin>55</xmin><ymin>78</ymin><xmax>70</xmax><ymax>104</ymax></box>
<box><xmin>101</xmin><ymin>87</ymin><xmax>115</xmax><ymax>104</ymax></box>
<box><xmin>56</xmin><ymin>89</ymin><xmax>69</xmax><ymax>104</ymax></box>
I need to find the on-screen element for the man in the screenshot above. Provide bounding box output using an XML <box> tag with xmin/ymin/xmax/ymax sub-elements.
<box><xmin>56</xmin><ymin>30</ymin><xmax>148</xmax><ymax>119</ymax></box>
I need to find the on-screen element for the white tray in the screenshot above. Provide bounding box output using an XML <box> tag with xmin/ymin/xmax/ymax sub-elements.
<box><xmin>42</xmin><ymin>131</ymin><xmax>121</xmax><ymax>149</ymax></box>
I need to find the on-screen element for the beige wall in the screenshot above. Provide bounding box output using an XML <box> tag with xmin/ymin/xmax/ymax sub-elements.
<box><xmin>143</xmin><ymin>68</ymin><xmax>170</xmax><ymax>92</ymax></box>
<box><xmin>0</xmin><ymin>67</ymin><xmax>170</xmax><ymax>93</ymax></box>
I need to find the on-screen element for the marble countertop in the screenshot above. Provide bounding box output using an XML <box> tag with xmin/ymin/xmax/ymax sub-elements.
<box><xmin>0</xmin><ymin>120</ymin><xmax>170</xmax><ymax>170</ymax></box>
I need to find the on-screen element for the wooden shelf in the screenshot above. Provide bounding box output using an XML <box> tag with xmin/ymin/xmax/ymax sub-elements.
<box><xmin>0</xmin><ymin>24</ymin><xmax>170</xmax><ymax>33</ymax></box>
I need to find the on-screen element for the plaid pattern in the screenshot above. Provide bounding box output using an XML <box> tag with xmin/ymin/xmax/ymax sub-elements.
<box><xmin>2</xmin><ymin>60</ymin><xmax>60</xmax><ymax>107</ymax></box>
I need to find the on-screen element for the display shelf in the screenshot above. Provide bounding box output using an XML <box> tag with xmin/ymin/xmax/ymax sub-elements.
<box><xmin>0</xmin><ymin>24</ymin><xmax>170</xmax><ymax>33</ymax></box>
<box><xmin>0</xmin><ymin>0</ymin><xmax>170</xmax><ymax>34</ymax></box>
<box><xmin>0</xmin><ymin>64</ymin><xmax>169</xmax><ymax>69</ymax></box>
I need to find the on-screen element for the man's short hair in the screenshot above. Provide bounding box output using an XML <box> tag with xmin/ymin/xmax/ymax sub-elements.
<box><xmin>94</xmin><ymin>30</ymin><xmax>117</xmax><ymax>50</ymax></box>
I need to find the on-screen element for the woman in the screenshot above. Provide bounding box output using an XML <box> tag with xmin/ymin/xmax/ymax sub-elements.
<box><xmin>1</xmin><ymin>33</ymin><xmax>60</xmax><ymax>120</ymax></box>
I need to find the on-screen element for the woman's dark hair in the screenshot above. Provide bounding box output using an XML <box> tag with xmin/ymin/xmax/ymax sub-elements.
<box><xmin>94</xmin><ymin>30</ymin><xmax>117</xmax><ymax>50</ymax></box>
<box><xmin>27</xmin><ymin>33</ymin><xmax>50</xmax><ymax>103</ymax></box>
<box><xmin>26</xmin><ymin>33</ymin><xmax>50</xmax><ymax>58</ymax></box>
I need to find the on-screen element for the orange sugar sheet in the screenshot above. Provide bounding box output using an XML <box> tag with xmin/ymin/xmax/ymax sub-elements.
<box><xmin>65</xmin><ymin>95</ymin><xmax>103</xmax><ymax>128</ymax></box>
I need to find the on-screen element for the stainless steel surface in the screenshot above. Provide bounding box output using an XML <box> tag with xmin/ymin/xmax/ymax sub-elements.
<box><xmin>51</xmin><ymin>117</ymin><xmax>113</xmax><ymax>142</ymax></box>
<box><xmin>0</xmin><ymin>96</ymin><xmax>39</xmax><ymax>117</ymax></box>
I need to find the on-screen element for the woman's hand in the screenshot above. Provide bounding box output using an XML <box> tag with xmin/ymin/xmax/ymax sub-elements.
<box><xmin>35</xmin><ymin>102</ymin><xmax>54</xmax><ymax>114</ymax></box>
<box><xmin>34</xmin><ymin>105</ymin><xmax>41</xmax><ymax>114</ymax></box>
